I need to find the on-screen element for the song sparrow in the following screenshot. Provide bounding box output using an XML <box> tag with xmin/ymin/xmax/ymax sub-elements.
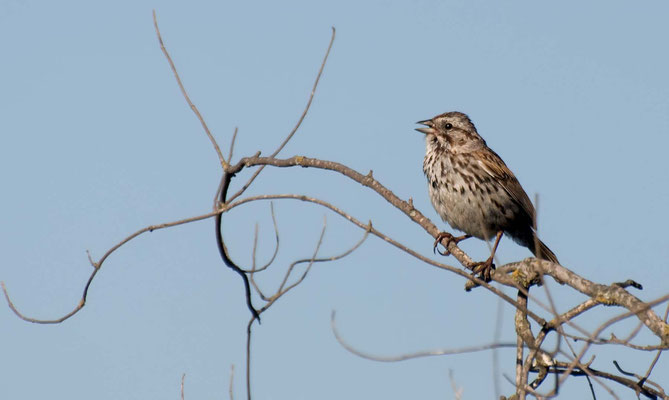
<box><xmin>417</xmin><ymin>111</ymin><xmax>558</xmax><ymax>280</ymax></box>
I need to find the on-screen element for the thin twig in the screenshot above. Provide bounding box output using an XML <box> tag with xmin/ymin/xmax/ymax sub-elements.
<box><xmin>449</xmin><ymin>370</ymin><xmax>464</xmax><ymax>400</ymax></box>
<box><xmin>276</xmin><ymin>216</ymin><xmax>327</xmax><ymax>294</ymax></box>
<box><xmin>246</xmin><ymin>202</ymin><xmax>280</xmax><ymax>274</ymax></box>
<box><xmin>622</xmin><ymin>320</ymin><xmax>645</xmax><ymax>344</ymax></box>
<box><xmin>1</xmin><ymin>209</ymin><xmax>220</xmax><ymax>323</ymax></box>
<box><xmin>254</xmin><ymin>220</ymin><xmax>370</xmax><ymax>315</ymax></box>
<box><xmin>229</xmin><ymin>364</ymin><xmax>235</xmax><ymax>400</ymax></box>
<box><xmin>559</xmin><ymin>330</ymin><xmax>669</xmax><ymax>351</ymax></box>
<box><xmin>271</xmin><ymin>28</ymin><xmax>335</xmax><ymax>158</ymax></box>
<box><xmin>153</xmin><ymin>10</ymin><xmax>226</xmax><ymax>169</ymax></box>
<box><xmin>181</xmin><ymin>373</ymin><xmax>186</xmax><ymax>400</ymax></box>
<box><xmin>561</xmin><ymin>334</ymin><xmax>601</xmax><ymax>399</ymax></box>
<box><xmin>228</xmin><ymin>127</ymin><xmax>239</xmax><ymax>165</ymax></box>
<box><xmin>226</xmin><ymin>28</ymin><xmax>336</xmax><ymax>203</ymax></box>
<box><xmin>249</xmin><ymin>223</ymin><xmax>269</xmax><ymax>301</ymax></box>
<box><xmin>246</xmin><ymin>318</ymin><xmax>253</xmax><ymax>400</ymax></box>
<box><xmin>331</xmin><ymin>310</ymin><xmax>516</xmax><ymax>362</ymax></box>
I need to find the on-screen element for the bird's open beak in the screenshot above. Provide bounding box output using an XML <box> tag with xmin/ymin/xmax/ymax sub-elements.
<box><xmin>415</xmin><ymin>119</ymin><xmax>435</xmax><ymax>135</ymax></box>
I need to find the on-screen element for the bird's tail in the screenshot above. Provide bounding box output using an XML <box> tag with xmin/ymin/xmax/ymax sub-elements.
<box><xmin>533</xmin><ymin>238</ymin><xmax>559</xmax><ymax>264</ymax></box>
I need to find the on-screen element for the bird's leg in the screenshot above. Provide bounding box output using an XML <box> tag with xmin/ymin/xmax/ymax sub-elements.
<box><xmin>472</xmin><ymin>231</ymin><xmax>504</xmax><ymax>281</ymax></box>
<box><xmin>433</xmin><ymin>232</ymin><xmax>472</xmax><ymax>256</ymax></box>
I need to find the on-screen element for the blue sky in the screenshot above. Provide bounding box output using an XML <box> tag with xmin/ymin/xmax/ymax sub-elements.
<box><xmin>2</xmin><ymin>1</ymin><xmax>669</xmax><ymax>399</ymax></box>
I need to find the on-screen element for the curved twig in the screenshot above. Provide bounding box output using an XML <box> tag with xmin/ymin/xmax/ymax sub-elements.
<box><xmin>274</xmin><ymin>217</ymin><xmax>369</xmax><ymax>298</ymax></box>
<box><xmin>249</xmin><ymin>224</ymin><xmax>270</xmax><ymax>301</ymax></box>
<box><xmin>271</xmin><ymin>216</ymin><xmax>327</xmax><ymax>301</ymax></box>
<box><xmin>254</xmin><ymin>217</ymin><xmax>370</xmax><ymax>314</ymax></box>
<box><xmin>331</xmin><ymin>310</ymin><xmax>516</xmax><ymax>362</ymax></box>
<box><xmin>2</xmin><ymin>209</ymin><xmax>220</xmax><ymax>323</ymax></box>
<box><xmin>247</xmin><ymin>202</ymin><xmax>280</xmax><ymax>274</ymax></box>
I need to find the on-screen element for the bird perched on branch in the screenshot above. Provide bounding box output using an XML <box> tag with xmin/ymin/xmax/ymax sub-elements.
<box><xmin>417</xmin><ymin>111</ymin><xmax>558</xmax><ymax>280</ymax></box>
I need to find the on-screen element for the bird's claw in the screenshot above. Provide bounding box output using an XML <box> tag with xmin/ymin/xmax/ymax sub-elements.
<box><xmin>433</xmin><ymin>232</ymin><xmax>471</xmax><ymax>256</ymax></box>
<box><xmin>471</xmin><ymin>258</ymin><xmax>495</xmax><ymax>282</ymax></box>
<box><xmin>433</xmin><ymin>232</ymin><xmax>453</xmax><ymax>255</ymax></box>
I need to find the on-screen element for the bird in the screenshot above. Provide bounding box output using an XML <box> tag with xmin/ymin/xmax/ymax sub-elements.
<box><xmin>416</xmin><ymin>111</ymin><xmax>558</xmax><ymax>280</ymax></box>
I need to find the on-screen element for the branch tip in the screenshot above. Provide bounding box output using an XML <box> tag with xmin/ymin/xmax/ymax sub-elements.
<box><xmin>153</xmin><ymin>8</ymin><xmax>227</xmax><ymax>169</ymax></box>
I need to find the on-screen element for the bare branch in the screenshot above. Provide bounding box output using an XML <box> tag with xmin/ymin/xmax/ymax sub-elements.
<box><xmin>278</xmin><ymin>220</ymin><xmax>369</xmax><ymax>298</ymax></box>
<box><xmin>331</xmin><ymin>310</ymin><xmax>516</xmax><ymax>362</ymax></box>
<box><xmin>449</xmin><ymin>370</ymin><xmax>464</xmax><ymax>400</ymax></box>
<box><xmin>275</xmin><ymin>216</ymin><xmax>327</xmax><ymax>296</ymax></box>
<box><xmin>229</xmin><ymin>364</ymin><xmax>235</xmax><ymax>400</ymax></box>
<box><xmin>152</xmin><ymin>10</ymin><xmax>226</xmax><ymax>169</ymax></box>
<box><xmin>1</xmin><ymin>209</ymin><xmax>220</xmax><ymax>324</ymax></box>
<box><xmin>248</xmin><ymin>224</ymin><xmax>270</xmax><ymax>301</ymax></box>
<box><xmin>226</xmin><ymin>27</ymin><xmax>336</xmax><ymax>203</ymax></box>
<box><xmin>246</xmin><ymin>318</ymin><xmax>253</xmax><ymax>400</ymax></box>
<box><xmin>180</xmin><ymin>373</ymin><xmax>186</xmax><ymax>400</ymax></box>
<box><xmin>270</xmin><ymin>27</ymin><xmax>335</xmax><ymax>159</ymax></box>
<box><xmin>253</xmin><ymin>218</ymin><xmax>370</xmax><ymax>314</ymax></box>
<box><xmin>247</xmin><ymin>202</ymin><xmax>280</xmax><ymax>274</ymax></box>
<box><xmin>560</xmin><ymin>331</ymin><xmax>669</xmax><ymax>351</ymax></box>
<box><xmin>228</xmin><ymin>127</ymin><xmax>239</xmax><ymax>165</ymax></box>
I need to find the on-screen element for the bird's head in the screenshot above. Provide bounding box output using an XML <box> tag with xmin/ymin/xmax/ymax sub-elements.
<box><xmin>416</xmin><ymin>111</ymin><xmax>485</xmax><ymax>153</ymax></box>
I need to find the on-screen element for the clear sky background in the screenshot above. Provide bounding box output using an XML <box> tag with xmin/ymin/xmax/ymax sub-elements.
<box><xmin>2</xmin><ymin>1</ymin><xmax>669</xmax><ymax>399</ymax></box>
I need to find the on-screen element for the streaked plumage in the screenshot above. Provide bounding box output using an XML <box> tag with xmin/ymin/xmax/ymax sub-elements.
<box><xmin>417</xmin><ymin>111</ymin><xmax>558</xmax><ymax>278</ymax></box>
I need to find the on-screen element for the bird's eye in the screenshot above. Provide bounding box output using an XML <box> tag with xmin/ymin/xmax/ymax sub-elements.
<box><xmin>444</xmin><ymin>123</ymin><xmax>453</xmax><ymax>130</ymax></box>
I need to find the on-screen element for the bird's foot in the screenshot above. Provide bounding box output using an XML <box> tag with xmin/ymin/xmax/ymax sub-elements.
<box><xmin>433</xmin><ymin>232</ymin><xmax>471</xmax><ymax>256</ymax></box>
<box><xmin>471</xmin><ymin>257</ymin><xmax>495</xmax><ymax>282</ymax></box>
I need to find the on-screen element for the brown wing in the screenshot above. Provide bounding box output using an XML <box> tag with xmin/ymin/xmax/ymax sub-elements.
<box><xmin>474</xmin><ymin>148</ymin><xmax>536</xmax><ymax>224</ymax></box>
